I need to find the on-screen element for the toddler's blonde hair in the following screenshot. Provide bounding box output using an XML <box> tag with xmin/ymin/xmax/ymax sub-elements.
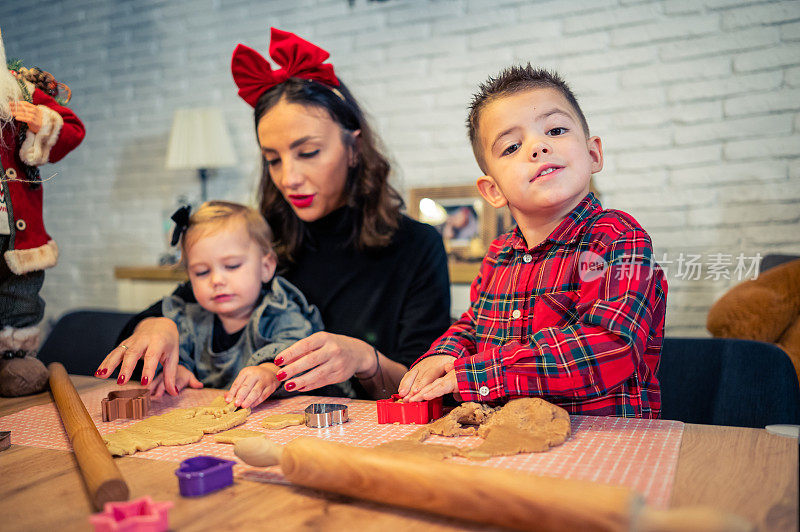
<box><xmin>180</xmin><ymin>201</ymin><xmax>276</xmax><ymax>266</ymax></box>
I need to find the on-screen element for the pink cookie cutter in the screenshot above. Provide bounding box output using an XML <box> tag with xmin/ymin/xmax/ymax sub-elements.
<box><xmin>89</xmin><ymin>496</ymin><xmax>172</xmax><ymax>532</ymax></box>
<box><xmin>101</xmin><ymin>388</ymin><xmax>151</xmax><ymax>422</ymax></box>
<box><xmin>376</xmin><ymin>394</ymin><xmax>443</xmax><ymax>424</ymax></box>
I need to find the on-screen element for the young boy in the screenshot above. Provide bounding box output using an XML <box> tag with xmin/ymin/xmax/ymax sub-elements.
<box><xmin>399</xmin><ymin>66</ymin><xmax>667</xmax><ymax>418</ymax></box>
<box><xmin>152</xmin><ymin>201</ymin><xmax>353</xmax><ymax>406</ymax></box>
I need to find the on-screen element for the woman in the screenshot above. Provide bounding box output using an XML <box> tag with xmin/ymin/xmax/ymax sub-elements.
<box><xmin>96</xmin><ymin>28</ymin><xmax>451</xmax><ymax>404</ymax></box>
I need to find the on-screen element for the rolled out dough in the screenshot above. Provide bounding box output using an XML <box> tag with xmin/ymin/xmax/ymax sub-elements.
<box><xmin>214</xmin><ymin>428</ymin><xmax>265</xmax><ymax>444</ymax></box>
<box><xmin>103</xmin><ymin>396</ymin><xmax>251</xmax><ymax>456</ymax></box>
<box><xmin>377</xmin><ymin>398</ymin><xmax>570</xmax><ymax>461</ymax></box>
<box><xmin>261</xmin><ymin>413</ymin><xmax>306</xmax><ymax>429</ymax></box>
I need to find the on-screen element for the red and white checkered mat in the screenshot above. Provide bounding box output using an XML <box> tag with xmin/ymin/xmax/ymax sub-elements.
<box><xmin>0</xmin><ymin>384</ymin><xmax>683</xmax><ymax>508</ymax></box>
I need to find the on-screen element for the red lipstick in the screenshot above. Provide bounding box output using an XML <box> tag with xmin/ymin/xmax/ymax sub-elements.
<box><xmin>289</xmin><ymin>194</ymin><xmax>315</xmax><ymax>208</ymax></box>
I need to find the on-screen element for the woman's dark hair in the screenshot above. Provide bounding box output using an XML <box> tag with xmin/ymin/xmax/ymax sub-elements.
<box><xmin>254</xmin><ymin>78</ymin><xmax>403</xmax><ymax>264</ymax></box>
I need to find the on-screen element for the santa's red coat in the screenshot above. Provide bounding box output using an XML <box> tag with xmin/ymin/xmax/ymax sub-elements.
<box><xmin>1</xmin><ymin>87</ymin><xmax>85</xmax><ymax>275</ymax></box>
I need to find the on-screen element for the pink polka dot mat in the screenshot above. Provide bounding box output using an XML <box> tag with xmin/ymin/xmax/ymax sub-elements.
<box><xmin>0</xmin><ymin>383</ymin><xmax>683</xmax><ymax>508</ymax></box>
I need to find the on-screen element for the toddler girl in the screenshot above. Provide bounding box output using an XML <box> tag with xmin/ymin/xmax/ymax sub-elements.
<box><xmin>153</xmin><ymin>200</ymin><xmax>353</xmax><ymax>407</ymax></box>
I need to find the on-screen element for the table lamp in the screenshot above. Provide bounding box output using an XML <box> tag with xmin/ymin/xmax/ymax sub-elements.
<box><xmin>165</xmin><ymin>107</ymin><xmax>236</xmax><ymax>202</ymax></box>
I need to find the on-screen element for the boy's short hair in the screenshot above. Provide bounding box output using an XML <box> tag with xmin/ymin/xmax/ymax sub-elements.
<box><xmin>467</xmin><ymin>64</ymin><xmax>590</xmax><ymax>173</ymax></box>
<box><xmin>181</xmin><ymin>200</ymin><xmax>276</xmax><ymax>265</ymax></box>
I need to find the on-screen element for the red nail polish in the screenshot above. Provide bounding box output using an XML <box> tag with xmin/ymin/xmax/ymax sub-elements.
<box><xmin>285</xmin><ymin>382</ymin><xmax>296</xmax><ymax>391</ymax></box>
<box><xmin>100</xmin><ymin>368</ymin><xmax>108</xmax><ymax>376</ymax></box>
<box><xmin>275</xmin><ymin>356</ymin><xmax>284</xmax><ymax>365</ymax></box>
<box><xmin>117</xmin><ymin>374</ymin><xmax>125</xmax><ymax>385</ymax></box>
<box><xmin>141</xmin><ymin>376</ymin><xmax>149</xmax><ymax>386</ymax></box>
<box><xmin>94</xmin><ymin>369</ymin><xmax>101</xmax><ymax>376</ymax></box>
<box><xmin>276</xmin><ymin>371</ymin><xmax>286</xmax><ymax>381</ymax></box>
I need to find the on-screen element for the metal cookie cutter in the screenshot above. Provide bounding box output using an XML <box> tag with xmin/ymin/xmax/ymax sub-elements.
<box><xmin>101</xmin><ymin>388</ymin><xmax>150</xmax><ymax>422</ymax></box>
<box><xmin>304</xmin><ymin>403</ymin><xmax>349</xmax><ymax>428</ymax></box>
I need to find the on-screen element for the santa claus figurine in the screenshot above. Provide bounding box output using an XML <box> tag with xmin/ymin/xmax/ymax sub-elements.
<box><xmin>0</xmin><ymin>27</ymin><xmax>85</xmax><ymax>396</ymax></box>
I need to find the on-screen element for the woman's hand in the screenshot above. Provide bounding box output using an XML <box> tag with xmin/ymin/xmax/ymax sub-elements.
<box><xmin>398</xmin><ymin>354</ymin><xmax>457</xmax><ymax>401</ymax></box>
<box><xmin>225</xmin><ymin>363</ymin><xmax>281</xmax><ymax>408</ymax></box>
<box><xmin>95</xmin><ymin>317</ymin><xmax>181</xmax><ymax>394</ymax></box>
<box><xmin>149</xmin><ymin>365</ymin><xmax>203</xmax><ymax>398</ymax></box>
<box><xmin>9</xmin><ymin>101</ymin><xmax>43</xmax><ymax>133</ymax></box>
<box><xmin>273</xmin><ymin>332</ymin><xmax>374</xmax><ymax>393</ymax></box>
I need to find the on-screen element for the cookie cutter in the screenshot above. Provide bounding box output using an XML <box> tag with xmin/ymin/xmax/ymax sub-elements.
<box><xmin>0</xmin><ymin>431</ymin><xmax>10</xmax><ymax>452</ymax></box>
<box><xmin>89</xmin><ymin>495</ymin><xmax>172</xmax><ymax>532</ymax></box>
<box><xmin>376</xmin><ymin>394</ymin><xmax>443</xmax><ymax>424</ymax></box>
<box><xmin>304</xmin><ymin>403</ymin><xmax>349</xmax><ymax>428</ymax></box>
<box><xmin>175</xmin><ymin>455</ymin><xmax>236</xmax><ymax>497</ymax></box>
<box><xmin>101</xmin><ymin>388</ymin><xmax>150</xmax><ymax>422</ymax></box>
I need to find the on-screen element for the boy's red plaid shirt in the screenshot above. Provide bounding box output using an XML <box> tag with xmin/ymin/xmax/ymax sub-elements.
<box><xmin>418</xmin><ymin>193</ymin><xmax>667</xmax><ymax>418</ymax></box>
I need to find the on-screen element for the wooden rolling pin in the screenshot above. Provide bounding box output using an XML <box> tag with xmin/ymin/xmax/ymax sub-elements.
<box><xmin>236</xmin><ymin>436</ymin><xmax>752</xmax><ymax>532</ymax></box>
<box><xmin>48</xmin><ymin>363</ymin><xmax>129</xmax><ymax>510</ymax></box>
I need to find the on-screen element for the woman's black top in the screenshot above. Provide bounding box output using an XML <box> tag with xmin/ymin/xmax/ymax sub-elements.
<box><xmin>119</xmin><ymin>206</ymin><xmax>452</xmax><ymax>393</ymax></box>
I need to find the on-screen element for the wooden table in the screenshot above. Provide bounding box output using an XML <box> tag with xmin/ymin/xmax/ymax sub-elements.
<box><xmin>0</xmin><ymin>377</ymin><xmax>796</xmax><ymax>531</ymax></box>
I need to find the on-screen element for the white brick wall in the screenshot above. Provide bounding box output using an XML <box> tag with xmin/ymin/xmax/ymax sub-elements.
<box><xmin>1</xmin><ymin>0</ymin><xmax>798</xmax><ymax>338</ymax></box>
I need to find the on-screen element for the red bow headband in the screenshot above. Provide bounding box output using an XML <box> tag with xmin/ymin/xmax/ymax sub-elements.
<box><xmin>231</xmin><ymin>28</ymin><xmax>340</xmax><ymax>107</ymax></box>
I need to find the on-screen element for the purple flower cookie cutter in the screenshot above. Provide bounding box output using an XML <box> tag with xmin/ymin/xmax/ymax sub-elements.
<box><xmin>175</xmin><ymin>455</ymin><xmax>236</xmax><ymax>497</ymax></box>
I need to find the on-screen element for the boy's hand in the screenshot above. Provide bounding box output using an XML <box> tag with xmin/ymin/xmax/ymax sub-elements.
<box><xmin>225</xmin><ymin>363</ymin><xmax>280</xmax><ymax>409</ymax></box>
<box><xmin>398</xmin><ymin>354</ymin><xmax>456</xmax><ymax>401</ymax></box>
<box><xmin>150</xmin><ymin>365</ymin><xmax>203</xmax><ymax>398</ymax></box>
<box><xmin>411</xmin><ymin>364</ymin><xmax>460</xmax><ymax>402</ymax></box>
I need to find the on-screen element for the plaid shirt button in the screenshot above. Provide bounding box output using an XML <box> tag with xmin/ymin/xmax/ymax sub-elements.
<box><xmin>479</xmin><ymin>386</ymin><xmax>490</xmax><ymax>396</ymax></box>
<box><xmin>523</xmin><ymin>253</ymin><xmax>532</xmax><ymax>263</ymax></box>
<box><xmin>511</xmin><ymin>309</ymin><xmax>521</xmax><ymax>319</ymax></box>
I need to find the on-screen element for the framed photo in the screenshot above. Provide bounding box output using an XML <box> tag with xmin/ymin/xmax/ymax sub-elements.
<box><xmin>408</xmin><ymin>185</ymin><xmax>507</xmax><ymax>283</ymax></box>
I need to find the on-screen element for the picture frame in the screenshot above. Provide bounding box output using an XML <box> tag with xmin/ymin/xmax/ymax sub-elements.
<box><xmin>408</xmin><ymin>185</ymin><xmax>507</xmax><ymax>284</ymax></box>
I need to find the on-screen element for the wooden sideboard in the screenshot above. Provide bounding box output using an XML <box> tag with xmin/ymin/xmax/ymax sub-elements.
<box><xmin>114</xmin><ymin>266</ymin><xmax>187</xmax><ymax>311</ymax></box>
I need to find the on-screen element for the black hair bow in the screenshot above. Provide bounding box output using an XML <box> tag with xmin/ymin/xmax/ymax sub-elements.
<box><xmin>170</xmin><ymin>205</ymin><xmax>191</xmax><ymax>246</ymax></box>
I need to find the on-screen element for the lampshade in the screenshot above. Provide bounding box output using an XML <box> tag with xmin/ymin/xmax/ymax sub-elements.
<box><xmin>165</xmin><ymin>107</ymin><xmax>236</xmax><ymax>170</ymax></box>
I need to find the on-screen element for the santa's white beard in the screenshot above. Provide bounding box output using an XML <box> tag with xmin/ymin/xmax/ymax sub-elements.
<box><xmin>0</xmin><ymin>34</ymin><xmax>22</xmax><ymax>124</ymax></box>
